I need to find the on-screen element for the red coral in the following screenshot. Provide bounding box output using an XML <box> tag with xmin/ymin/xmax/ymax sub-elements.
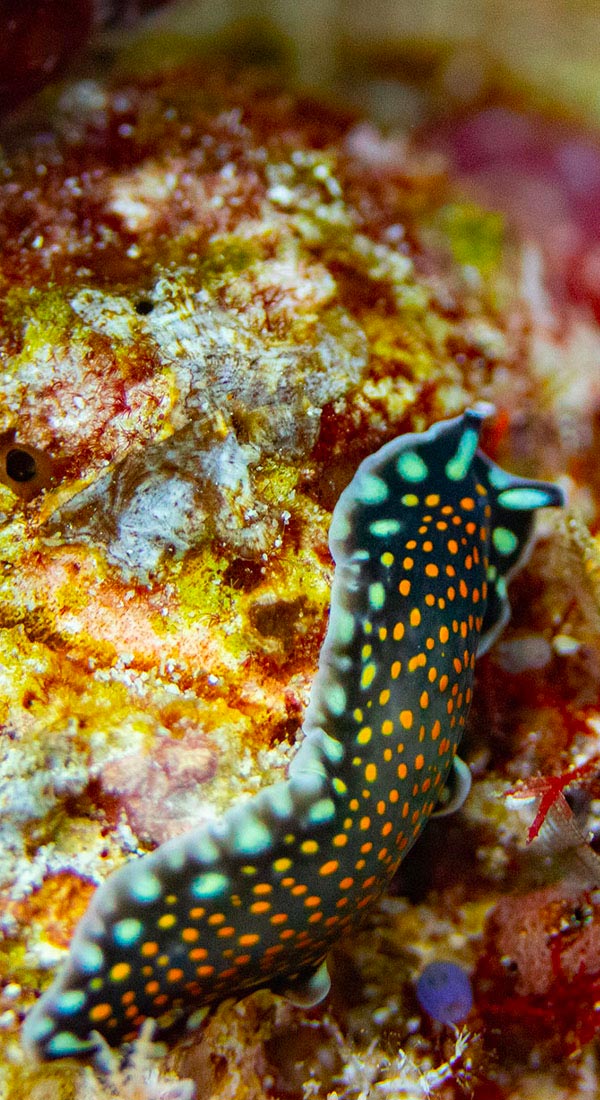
<box><xmin>474</xmin><ymin>884</ymin><xmax>600</xmax><ymax>1057</ymax></box>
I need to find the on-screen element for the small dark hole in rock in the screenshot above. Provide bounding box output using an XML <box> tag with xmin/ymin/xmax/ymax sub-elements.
<box><xmin>6</xmin><ymin>448</ymin><xmax>37</xmax><ymax>482</ymax></box>
<box><xmin>135</xmin><ymin>299</ymin><xmax>154</xmax><ymax>315</ymax></box>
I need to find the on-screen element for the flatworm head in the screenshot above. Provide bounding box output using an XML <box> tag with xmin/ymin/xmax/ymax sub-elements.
<box><xmin>23</xmin><ymin>408</ymin><xmax>564</xmax><ymax>1060</ymax></box>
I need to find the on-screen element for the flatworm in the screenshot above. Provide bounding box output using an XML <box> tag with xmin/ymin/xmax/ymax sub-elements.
<box><xmin>23</xmin><ymin>406</ymin><xmax>564</xmax><ymax>1059</ymax></box>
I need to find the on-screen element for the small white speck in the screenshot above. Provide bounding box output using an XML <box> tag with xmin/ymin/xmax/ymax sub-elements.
<box><xmin>3</xmin><ymin>983</ymin><xmax>21</xmax><ymax>999</ymax></box>
<box><xmin>127</xmin><ymin>244</ymin><xmax>141</xmax><ymax>259</ymax></box>
<box><xmin>553</xmin><ymin>633</ymin><xmax>581</xmax><ymax>656</ymax></box>
<box><xmin>207</xmin><ymin>674</ymin><xmax>219</xmax><ymax>685</ymax></box>
<box><xmin>72</xmin><ymin>395</ymin><xmax>86</xmax><ymax>410</ymax></box>
<box><xmin>32</xmin><ymin>235</ymin><xmax>44</xmax><ymax>249</ymax></box>
<box><xmin>0</xmin><ymin>1011</ymin><xmax>15</xmax><ymax>1029</ymax></box>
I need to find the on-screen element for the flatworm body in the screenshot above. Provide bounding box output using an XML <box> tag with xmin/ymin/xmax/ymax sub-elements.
<box><xmin>23</xmin><ymin>407</ymin><xmax>564</xmax><ymax>1059</ymax></box>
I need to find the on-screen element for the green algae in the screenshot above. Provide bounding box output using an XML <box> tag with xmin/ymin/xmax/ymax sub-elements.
<box><xmin>440</xmin><ymin>202</ymin><xmax>505</xmax><ymax>275</ymax></box>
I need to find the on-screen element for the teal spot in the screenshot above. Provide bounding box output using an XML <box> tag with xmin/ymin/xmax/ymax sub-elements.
<box><xmin>191</xmin><ymin>836</ymin><xmax>220</xmax><ymax>865</ymax></box>
<box><xmin>355</xmin><ymin>473</ymin><xmax>389</xmax><ymax>504</ymax></box>
<box><xmin>487</xmin><ymin>464</ymin><xmax>513</xmax><ymax>490</ymax></box>
<box><xmin>47</xmin><ymin>1032</ymin><xmax>96</xmax><ymax>1057</ymax></box>
<box><xmin>368</xmin><ymin>581</ymin><xmax>386</xmax><ymax>610</ymax></box>
<box><xmin>321</xmin><ymin>732</ymin><xmax>345</xmax><ymax>763</ymax></box>
<box><xmin>334</xmin><ymin>608</ymin><xmax>356</xmax><ymax>645</ymax></box>
<box><xmin>74</xmin><ymin>942</ymin><xmax>104</xmax><ymax>975</ymax></box>
<box><xmin>445</xmin><ymin>427</ymin><xmax>479</xmax><ymax>481</ymax></box>
<box><xmin>369</xmin><ymin>518</ymin><xmax>402</xmax><ymax>537</ymax></box>
<box><xmin>497</xmin><ymin>486</ymin><xmax>554</xmax><ymax>510</ymax></box>
<box><xmin>496</xmin><ymin>577</ymin><xmax>507</xmax><ymax>599</ymax></box>
<box><xmin>351</xmin><ymin>548</ymin><xmax>370</xmax><ymax>562</ymax></box>
<box><xmin>232</xmin><ymin>818</ymin><xmax>273</xmax><ymax>856</ymax></box>
<box><xmin>306</xmin><ymin>798</ymin><xmax>336</xmax><ymax>825</ymax></box>
<box><xmin>329</xmin><ymin>509</ymin><xmax>351</xmax><ymax>542</ymax></box>
<box><xmin>327</xmin><ymin>683</ymin><xmax>347</xmax><ymax>716</ymax></box>
<box><xmin>113</xmin><ymin>918</ymin><xmax>143</xmax><ymax>948</ymax></box>
<box><xmin>129</xmin><ymin>870</ymin><xmax>162</xmax><ymax>903</ymax></box>
<box><xmin>24</xmin><ymin>1013</ymin><xmax>53</xmax><ymax>1041</ymax></box>
<box><xmin>265</xmin><ymin>782</ymin><xmax>293</xmax><ymax>818</ymax></box>
<box><xmin>56</xmin><ymin>990</ymin><xmax>86</xmax><ymax>1016</ymax></box>
<box><xmin>492</xmin><ymin>526</ymin><xmax>518</xmax><ymax>555</ymax></box>
<box><xmin>396</xmin><ymin>450</ymin><xmax>428</xmax><ymax>482</ymax></box>
<box><xmin>186</xmin><ymin>1006</ymin><xmax>210</xmax><ymax>1030</ymax></box>
<box><xmin>191</xmin><ymin>872</ymin><xmax>229</xmax><ymax>899</ymax></box>
<box><xmin>163</xmin><ymin>846</ymin><xmax>186</xmax><ymax>872</ymax></box>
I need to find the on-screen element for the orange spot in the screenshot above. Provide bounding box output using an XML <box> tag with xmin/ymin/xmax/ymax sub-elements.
<box><xmin>208</xmin><ymin>913</ymin><xmax>225</xmax><ymax>926</ymax></box>
<box><xmin>291</xmin><ymin>884</ymin><xmax>307</xmax><ymax>896</ymax></box>
<box><xmin>415</xmin><ymin>753</ymin><xmax>425</xmax><ymax>770</ymax></box>
<box><xmin>167</xmin><ymin>968</ymin><xmax>184</xmax><ymax>982</ymax></box>
<box><xmin>110</xmin><ymin>962</ymin><xmax>131</xmax><ymax>982</ymax></box>
<box><xmin>157</xmin><ymin>913</ymin><xmax>176</xmax><ymax>930</ymax></box>
<box><xmin>182</xmin><ymin>927</ymin><xmax>199</xmax><ymax>943</ymax></box>
<box><xmin>141</xmin><ymin>941</ymin><xmax>158</xmax><ymax>957</ymax></box>
<box><xmin>250</xmin><ymin>901</ymin><xmax>270</xmax><ymax>914</ymax></box>
<box><xmin>361</xmin><ymin>841</ymin><xmax>373</xmax><ymax>853</ymax></box>
<box><xmin>196</xmin><ymin>965</ymin><xmax>215</xmax><ymax>978</ymax></box>
<box><xmin>340</xmin><ymin>877</ymin><xmax>354</xmax><ymax>890</ymax></box>
<box><xmin>359</xmin><ymin>816</ymin><xmax>371</xmax><ymax>830</ymax></box>
<box><xmin>460</xmin><ymin>497</ymin><xmax>475</xmax><ymax>511</ymax></box>
<box><xmin>381</xmin><ymin>822</ymin><xmax>393</xmax><ymax>836</ymax></box>
<box><xmin>403</xmin><ymin>557</ymin><xmax>414</xmax><ymax>570</ymax></box>
<box><xmin>153</xmin><ymin>993</ymin><xmax>169</xmax><ymax>1006</ymax></box>
<box><xmin>425</xmin><ymin>562</ymin><xmax>439</xmax><ymax>577</ymax></box>
<box><xmin>333</xmin><ymin>833</ymin><xmax>348</xmax><ymax>847</ymax></box>
<box><xmin>121</xmin><ymin>991</ymin><xmax>136</xmax><ymax>1006</ymax></box>
<box><xmin>410</xmin><ymin>608</ymin><xmax>421</xmax><ymax>627</ymax></box>
<box><xmin>125</xmin><ymin>1005</ymin><xmax>139</xmax><ymax>1019</ymax></box>
<box><xmin>365</xmin><ymin>763</ymin><xmax>377</xmax><ymax>783</ymax></box>
<box><xmin>189</xmin><ymin>907</ymin><xmax>205</xmax><ymax>919</ymax></box>
<box><xmin>320</xmin><ymin>860</ymin><xmax>339</xmax><ymax>876</ymax></box>
<box><xmin>382</xmin><ymin>719</ymin><xmax>394</xmax><ymax>735</ymax></box>
<box><xmin>234</xmin><ymin>953</ymin><xmax>252</xmax><ymax>965</ymax></box>
<box><xmin>305</xmin><ymin>895</ymin><xmax>321</xmax><ymax>907</ymax></box>
<box><xmin>189</xmin><ymin>947</ymin><xmax>208</xmax><ymax>961</ymax></box>
<box><xmin>89</xmin><ymin>1003</ymin><xmax>112</xmax><ymax>1023</ymax></box>
<box><xmin>391</xmin><ymin>661</ymin><xmax>402</xmax><ymax>678</ymax></box>
<box><xmin>400</xmin><ymin>709</ymin><xmax>413</xmax><ymax>730</ymax></box>
<box><xmin>397</xmin><ymin>762</ymin><xmax>408</xmax><ymax>779</ymax></box>
<box><xmin>399</xmin><ymin>579</ymin><xmax>411</xmax><ymax>596</ymax></box>
<box><xmin>145</xmin><ymin>981</ymin><xmax>160</xmax><ymax>995</ymax></box>
<box><xmin>239</xmin><ymin>933</ymin><xmax>260</xmax><ymax>946</ymax></box>
<box><xmin>271</xmin><ymin>913</ymin><xmax>288</xmax><ymax>925</ymax></box>
<box><xmin>280</xmin><ymin>928</ymin><xmax>295</xmax><ymax>939</ymax></box>
<box><xmin>253</xmin><ymin>883</ymin><xmax>272</xmax><ymax>895</ymax></box>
